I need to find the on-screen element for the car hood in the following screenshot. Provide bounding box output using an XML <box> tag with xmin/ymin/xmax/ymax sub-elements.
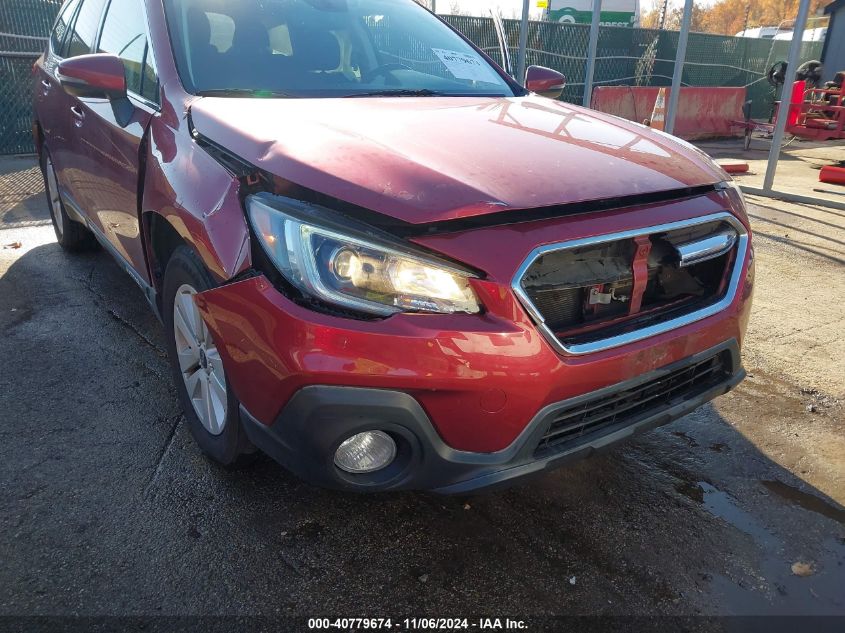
<box><xmin>190</xmin><ymin>95</ymin><xmax>726</xmax><ymax>226</ymax></box>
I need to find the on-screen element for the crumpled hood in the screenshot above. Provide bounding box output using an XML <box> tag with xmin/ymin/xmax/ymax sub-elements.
<box><xmin>190</xmin><ymin>94</ymin><xmax>726</xmax><ymax>225</ymax></box>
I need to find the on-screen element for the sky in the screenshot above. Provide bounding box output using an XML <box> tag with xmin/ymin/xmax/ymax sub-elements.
<box><xmin>436</xmin><ymin>0</ymin><xmax>544</xmax><ymax>19</ymax></box>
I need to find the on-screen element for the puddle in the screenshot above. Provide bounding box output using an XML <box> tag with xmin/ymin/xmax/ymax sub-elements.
<box><xmin>762</xmin><ymin>480</ymin><xmax>845</xmax><ymax>526</ymax></box>
<box><xmin>698</xmin><ymin>482</ymin><xmax>845</xmax><ymax>615</ymax></box>
<box><xmin>700</xmin><ymin>482</ymin><xmax>772</xmax><ymax>543</ymax></box>
<box><xmin>675</xmin><ymin>481</ymin><xmax>705</xmax><ymax>503</ymax></box>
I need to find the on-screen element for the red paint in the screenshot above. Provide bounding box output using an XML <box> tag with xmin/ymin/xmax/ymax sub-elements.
<box><xmin>591</xmin><ymin>86</ymin><xmax>747</xmax><ymax>141</ymax></box>
<box><xmin>784</xmin><ymin>84</ymin><xmax>845</xmax><ymax>142</ymax></box>
<box><xmin>197</xmin><ymin>247</ymin><xmax>752</xmax><ymax>453</ymax></box>
<box><xmin>718</xmin><ymin>162</ymin><xmax>750</xmax><ymax>174</ymax></box>
<box><xmin>409</xmin><ymin>190</ymin><xmax>745</xmax><ymax>283</ymax></box>
<box><xmin>197</xmin><ymin>189</ymin><xmax>752</xmax><ymax>453</ymax></box>
<box><xmin>786</xmin><ymin>81</ymin><xmax>806</xmax><ymax>129</ymax></box>
<box><xmin>628</xmin><ymin>235</ymin><xmax>652</xmax><ymax>314</ymax></box>
<box><xmin>189</xmin><ymin>95</ymin><xmax>726</xmax><ymax>226</ymax></box>
<box><xmin>57</xmin><ymin>53</ymin><xmax>126</xmax><ymax>97</ymax></box>
<box><xmin>31</xmin><ymin>0</ymin><xmax>755</xmax><ymax>465</ymax></box>
<box><xmin>819</xmin><ymin>165</ymin><xmax>845</xmax><ymax>186</ymax></box>
<box><xmin>525</xmin><ymin>65</ymin><xmax>566</xmax><ymax>96</ymax></box>
<box><xmin>142</xmin><ymin>114</ymin><xmax>251</xmax><ymax>282</ymax></box>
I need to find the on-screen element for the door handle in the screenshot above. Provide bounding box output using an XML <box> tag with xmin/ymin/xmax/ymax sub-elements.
<box><xmin>41</xmin><ymin>79</ymin><xmax>51</xmax><ymax>90</ymax></box>
<box><xmin>70</xmin><ymin>105</ymin><xmax>85</xmax><ymax>127</ymax></box>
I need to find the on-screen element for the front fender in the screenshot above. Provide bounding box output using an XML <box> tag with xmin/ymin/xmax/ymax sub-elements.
<box><xmin>142</xmin><ymin>112</ymin><xmax>251</xmax><ymax>283</ymax></box>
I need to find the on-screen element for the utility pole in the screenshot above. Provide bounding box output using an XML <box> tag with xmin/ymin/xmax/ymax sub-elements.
<box><xmin>517</xmin><ymin>0</ymin><xmax>530</xmax><ymax>83</ymax></box>
<box><xmin>763</xmin><ymin>0</ymin><xmax>812</xmax><ymax>190</ymax></box>
<box><xmin>665</xmin><ymin>0</ymin><xmax>694</xmax><ymax>134</ymax></box>
<box><xmin>583</xmin><ymin>0</ymin><xmax>603</xmax><ymax>107</ymax></box>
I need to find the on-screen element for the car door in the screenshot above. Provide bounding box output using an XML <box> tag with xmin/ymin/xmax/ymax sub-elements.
<box><xmin>34</xmin><ymin>0</ymin><xmax>83</xmax><ymax>194</ymax></box>
<box><xmin>52</xmin><ymin>0</ymin><xmax>110</xmax><ymax>210</ymax></box>
<box><xmin>70</xmin><ymin>0</ymin><xmax>158</xmax><ymax>283</ymax></box>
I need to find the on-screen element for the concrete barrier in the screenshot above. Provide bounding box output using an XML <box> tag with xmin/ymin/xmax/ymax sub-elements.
<box><xmin>591</xmin><ymin>86</ymin><xmax>746</xmax><ymax>140</ymax></box>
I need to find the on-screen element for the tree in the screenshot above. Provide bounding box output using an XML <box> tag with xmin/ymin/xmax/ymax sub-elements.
<box><xmin>641</xmin><ymin>0</ymin><xmax>829</xmax><ymax>36</ymax></box>
<box><xmin>701</xmin><ymin>0</ymin><xmax>828</xmax><ymax>36</ymax></box>
<box><xmin>641</xmin><ymin>8</ymin><xmax>661</xmax><ymax>29</ymax></box>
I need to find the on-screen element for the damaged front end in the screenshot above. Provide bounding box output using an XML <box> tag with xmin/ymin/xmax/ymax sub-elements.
<box><xmin>514</xmin><ymin>212</ymin><xmax>750</xmax><ymax>356</ymax></box>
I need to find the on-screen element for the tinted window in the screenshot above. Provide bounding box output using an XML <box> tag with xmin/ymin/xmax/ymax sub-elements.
<box><xmin>163</xmin><ymin>0</ymin><xmax>515</xmax><ymax>98</ymax></box>
<box><xmin>51</xmin><ymin>0</ymin><xmax>81</xmax><ymax>55</ymax></box>
<box><xmin>98</xmin><ymin>0</ymin><xmax>158</xmax><ymax>101</ymax></box>
<box><xmin>140</xmin><ymin>47</ymin><xmax>159</xmax><ymax>102</ymax></box>
<box><xmin>65</xmin><ymin>0</ymin><xmax>106</xmax><ymax>58</ymax></box>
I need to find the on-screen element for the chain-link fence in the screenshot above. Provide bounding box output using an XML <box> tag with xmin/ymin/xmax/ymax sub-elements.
<box><xmin>1</xmin><ymin>0</ymin><xmax>61</xmax><ymax>155</ymax></box>
<box><xmin>0</xmin><ymin>1</ymin><xmax>826</xmax><ymax>155</ymax></box>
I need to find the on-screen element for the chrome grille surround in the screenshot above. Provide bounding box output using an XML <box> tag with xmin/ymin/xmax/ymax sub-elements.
<box><xmin>511</xmin><ymin>212</ymin><xmax>750</xmax><ymax>356</ymax></box>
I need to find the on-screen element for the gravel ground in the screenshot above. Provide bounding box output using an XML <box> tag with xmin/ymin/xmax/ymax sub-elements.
<box><xmin>1</xmin><ymin>156</ymin><xmax>843</xmax><ymax>621</ymax></box>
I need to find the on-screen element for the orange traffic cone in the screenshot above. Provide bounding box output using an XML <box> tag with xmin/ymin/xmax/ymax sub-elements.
<box><xmin>649</xmin><ymin>87</ymin><xmax>667</xmax><ymax>131</ymax></box>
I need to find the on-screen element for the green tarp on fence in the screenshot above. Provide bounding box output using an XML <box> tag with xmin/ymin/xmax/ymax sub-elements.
<box><xmin>448</xmin><ymin>15</ymin><xmax>823</xmax><ymax>120</ymax></box>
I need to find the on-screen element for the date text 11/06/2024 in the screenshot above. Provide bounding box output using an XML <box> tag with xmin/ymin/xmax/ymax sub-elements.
<box><xmin>307</xmin><ymin>618</ymin><xmax>528</xmax><ymax>630</ymax></box>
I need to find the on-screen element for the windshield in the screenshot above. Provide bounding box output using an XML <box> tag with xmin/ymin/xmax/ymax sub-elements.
<box><xmin>163</xmin><ymin>0</ymin><xmax>517</xmax><ymax>98</ymax></box>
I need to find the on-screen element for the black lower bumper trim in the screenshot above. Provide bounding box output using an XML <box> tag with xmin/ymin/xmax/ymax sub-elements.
<box><xmin>240</xmin><ymin>339</ymin><xmax>744</xmax><ymax>494</ymax></box>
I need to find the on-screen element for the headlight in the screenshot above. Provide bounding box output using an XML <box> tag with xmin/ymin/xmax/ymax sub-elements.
<box><xmin>247</xmin><ymin>194</ymin><xmax>481</xmax><ymax>316</ymax></box>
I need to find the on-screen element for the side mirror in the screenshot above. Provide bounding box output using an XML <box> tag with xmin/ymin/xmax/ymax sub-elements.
<box><xmin>57</xmin><ymin>53</ymin><xmax>127</xmax><ymax>100</ymax></box>
<box><xmin>525</xmin><ymin>65</ymin><xmax>566</xmax><ymax>100</ymax></box>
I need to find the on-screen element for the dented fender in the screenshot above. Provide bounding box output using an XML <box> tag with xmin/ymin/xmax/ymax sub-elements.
<box><xmin>142</xmin><ymin>107</ymin><xmax>251</xmax><ymax>284</ymax></box>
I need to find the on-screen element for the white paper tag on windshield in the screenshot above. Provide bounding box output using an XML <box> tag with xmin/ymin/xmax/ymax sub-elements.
<box><xmin>432</xmin><ymin>48</ymin><xmax>499</xmax><ymax>84</ymax></box>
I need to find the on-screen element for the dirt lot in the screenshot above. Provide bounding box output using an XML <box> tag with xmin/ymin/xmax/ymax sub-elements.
<box><xmin>1</xmin><ymin>154</ymin><xmax>843</xmax><ymax>620</ymax></box>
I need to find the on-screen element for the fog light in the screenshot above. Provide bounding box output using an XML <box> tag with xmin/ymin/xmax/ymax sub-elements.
<box><xmin>333</xmin><ymin>431</ymin><xmax>397</xmax><ymax>474</ymax></box>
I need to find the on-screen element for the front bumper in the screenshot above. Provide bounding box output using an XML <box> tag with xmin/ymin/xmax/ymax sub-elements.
<box><xmin>195</xmin><ymin>189</ymin><xmax>754</xmax><ymax>456</ymax></box>
<box><xmin>239</xmin><ymin>340</ymin><xmax>745</xmax><ymax>493</ymax></box>
<box><xmin>193</xmin><ymin>188</ymin><xmax>753</xmax><ymax>491</ymax></box>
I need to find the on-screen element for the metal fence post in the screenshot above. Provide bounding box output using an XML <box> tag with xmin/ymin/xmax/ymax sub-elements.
<box><xmin>517</xmin><ymin>0</ymin><xmax>530</xmax><ymax>84</ymax></box>
<box><xmin>665</xmin><ymin>0</ymin><xmax>693</xmax><ymax>135</ymax></box>
<box><xmin>762</xmin><ymin>0</ymin><xmax>811</xmax><ymax>191</ymax></box>
<box><xmin>582</xmin><ymin>0</ymin><xmax>603</xmax><ymax>107</ymax></box>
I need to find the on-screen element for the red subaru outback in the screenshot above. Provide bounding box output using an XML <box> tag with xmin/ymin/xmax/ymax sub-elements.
<box><xmin>33</xmin><ymin>0</ymin><xmax>753</xmax><ymax>493</ymax></box>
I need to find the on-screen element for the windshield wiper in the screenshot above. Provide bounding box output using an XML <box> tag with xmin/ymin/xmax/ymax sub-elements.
<box><xmin>196</xmin><ymin>88</ymin><xmax>292</xmax><ymax>98</ymax></box>
<box><xmin>344</xmin><ymin>89</ymin><xmax>509</xmax><ymax>98</ymax></box>
<box><xmin>343</xmin><ymin>88</ymin><xmax>443</xmax><ymax>98</ymax></box>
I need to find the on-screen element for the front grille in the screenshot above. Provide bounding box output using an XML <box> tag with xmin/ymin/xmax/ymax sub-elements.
<box><xmin>534</xmin><ymin>351</ymin><xmax>731</xmax><ymax>456</ymax></box>
<box><xmin>515</xmin><ymin>213</ymin><xmax>748</xmax><ymax>354</ymax></box>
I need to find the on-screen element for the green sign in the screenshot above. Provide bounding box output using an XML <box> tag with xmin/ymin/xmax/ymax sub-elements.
<box><xmin>550</xmin><ymin>8</ymin><xmax>637</xmax><ymax>27</ymax></box>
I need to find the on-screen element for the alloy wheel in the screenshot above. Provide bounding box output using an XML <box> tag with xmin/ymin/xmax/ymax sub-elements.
<box><xmin>172</xmin><ymin>284</ymin><xmax>228</xmax><ymax>435</ymax></box>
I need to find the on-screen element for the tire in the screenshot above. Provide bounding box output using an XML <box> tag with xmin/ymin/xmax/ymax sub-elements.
<box><xmin>41</xmin><ymin>149</ymin><xmax>97</xmax><ymax>251</ymax></box>
<box><xmin>163</xmin><ymin>246</ymin><xmax>254</xmax><ymax>466</ymax></box>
